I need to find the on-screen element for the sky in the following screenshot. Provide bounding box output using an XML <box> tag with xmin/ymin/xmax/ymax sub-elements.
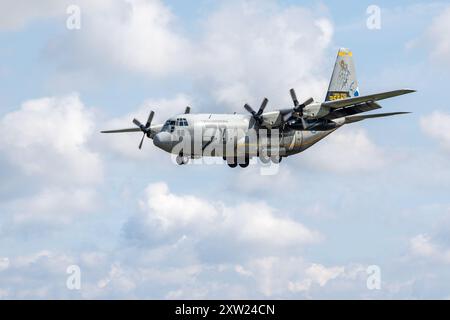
<box><xmin>1</xmin><ymin>0</ymin><xmax>450</xmax><ymax>299</ymax></box>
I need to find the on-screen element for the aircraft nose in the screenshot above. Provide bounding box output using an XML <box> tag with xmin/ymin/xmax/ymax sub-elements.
<box><xmin>153</xmin><ymin>132</ymin><xmax>175</xmax><ymax>152</ymax></box>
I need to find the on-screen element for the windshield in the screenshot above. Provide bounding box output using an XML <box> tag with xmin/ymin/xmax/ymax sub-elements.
<box><xmin>162</xmin><ymin>118</ymin><xmax>189</xmax><ymax>132</ymax></box>
<box><xmin>162</xmin><ymin>120</ymin><xmax>175</xmax><ymax>132</ymax></box>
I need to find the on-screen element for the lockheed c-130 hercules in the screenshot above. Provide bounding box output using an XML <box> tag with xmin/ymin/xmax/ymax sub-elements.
<box><xmin>101</xmin><ymin>48</ymin><xmax>415</xmax><ymax>168</ymax></box>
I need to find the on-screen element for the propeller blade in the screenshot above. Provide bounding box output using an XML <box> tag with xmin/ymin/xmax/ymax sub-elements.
<box><xmin>145</xmin><ymin>111</ymin><xmax>155</xmax><ymax>128</ymax></box>
<box><xmin>290</xmin><ymin>88</ymin><xmax>299</xmax><ymax>107</ymax></box>
<box><xmin>133</xmin><ymin>118</ymin><xmax>143</xmax><ymax>128</ymax></box>
<box><xmin>302</xmin><ymin>97</ymin><xmax>314</xmax><ymax>107</ymax></box>
<box><xmin>185</xmin><ymin>106</ymin><xmax>191</xmax><ymax>114</ymax></box>
<box><xmin>293</xmin><ymin>97</ymin><xmax>314</xmax><ymax>117</ymax></box>
<box><xmin>138</xmin><ymin>133</ymin><xmax>145</xmax><ymax>149</ymax></box>
<box><xmin>296</xmin><ymin>98</ymin><xmax>314</xmax><ymax>109</ymax></box>
<box><xmin>256</xmin><ymin>98</ymin><xmax>268</xmax><ymax>116</ymax></box>
<box><xmin>244</xmin><ymin>104</ymin><xmax>256</xmax><ymax>116</ymax></box>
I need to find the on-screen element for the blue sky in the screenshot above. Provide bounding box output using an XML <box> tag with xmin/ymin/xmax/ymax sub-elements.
<box><xmin>1</xmin><ymin>0</ymin><xmax>450</xmax><ymax>299</ymax></box>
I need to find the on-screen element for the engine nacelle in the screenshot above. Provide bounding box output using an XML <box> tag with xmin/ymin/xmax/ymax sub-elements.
<box><xmin>260</xmin><ymin>111</ymin><xmax>283</xmax><ymax>128</ymax></box>
<box><xmin>303</xmin><ymin>102</ymin><xmax>331</xmax><ymax>119</ymax></box>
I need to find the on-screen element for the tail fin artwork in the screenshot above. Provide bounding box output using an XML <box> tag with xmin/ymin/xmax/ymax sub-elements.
<box><xmin>325</xmin><ymin>48</ymin><xmax>359</xmax><ymax>101</ymax></box>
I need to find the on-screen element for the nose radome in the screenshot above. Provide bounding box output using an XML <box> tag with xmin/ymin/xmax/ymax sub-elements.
<box><xmin>153</xmin><ymin>132</ymin><xmax>174</xmax><ymax>152</ymax></box>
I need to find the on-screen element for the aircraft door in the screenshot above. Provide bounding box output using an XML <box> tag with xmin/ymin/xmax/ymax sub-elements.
<box><xmin>294</xmin><ymin>130</ymin><xmax>303</xmax><ymax>151</ymax></box>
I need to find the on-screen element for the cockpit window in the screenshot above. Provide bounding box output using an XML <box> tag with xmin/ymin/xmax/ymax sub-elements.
<box><xmin>175</xmin><ymin>118</ymin><xmax>189</xmax><ymax>127</ymax></box>
<box><xmin>162</xmin><ymin>120</ymin><xmax>175</xmax><ymax>133</ymax></box>
<box><xmin>162</xmin><ymin>118</ymin><xmax>188</xmax><ymax>133</ymax></box>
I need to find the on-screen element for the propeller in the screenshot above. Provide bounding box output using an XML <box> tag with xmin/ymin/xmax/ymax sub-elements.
<box><xmin>133</xmin><ymin>111</ymin><xmax>154</xmax><ymax>149</ymax></box>
<box><xmin>290</xmin><ymin>88</ymin><xmax>314</xmax><ymax>116</ymax></box>
<box><xmin>244</xmin><ymin>98</ymin><xmax>269</xmax><ymax>125</ymax></box>
<box><xmin>288</xmin><ymin>88</ymin><xmax>314</xmax><ymax>129</ymax></box>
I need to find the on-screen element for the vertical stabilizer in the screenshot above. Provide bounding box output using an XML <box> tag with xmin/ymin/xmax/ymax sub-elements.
<box><xmin>325</xmin><ymin>48</ymin><xmax>359</xmax><ymax>101</ymax></box>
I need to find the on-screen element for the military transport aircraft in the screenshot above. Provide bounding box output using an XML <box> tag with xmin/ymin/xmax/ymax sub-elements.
<box><xmin>101</xmin><ymin>48</ymin><xmax>415</xmax><ymax>168</ymax></box>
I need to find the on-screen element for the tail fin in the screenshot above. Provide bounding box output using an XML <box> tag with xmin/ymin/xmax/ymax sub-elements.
<box><xmin>325</xmin><ymin>48</ymin><xmax>359</xmax><ymax>101</ymax></box>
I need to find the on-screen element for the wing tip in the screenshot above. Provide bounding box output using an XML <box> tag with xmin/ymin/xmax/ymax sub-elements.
<box><xmin>394</xmin><ymin>112</ymin><xmax>412</xmax><ymax>116</ymax></box>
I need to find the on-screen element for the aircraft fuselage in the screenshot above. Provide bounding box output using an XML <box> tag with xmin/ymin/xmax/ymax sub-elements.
<box><xmin>151</xmin><ymin>113</ymin><xmax>337</xmax><ymax>159</ymax></box>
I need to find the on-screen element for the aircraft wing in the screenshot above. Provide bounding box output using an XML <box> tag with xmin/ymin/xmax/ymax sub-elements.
<box><xmin>101</xmin><ymin>128</ymin><xmax>141</xmax><ymax>133</ymax></box>
<box><xmin>322</xmin><ymin>89</ymin><xmax>416</xmax><ymax>109</ymax></box>
<box><xmin>325</xmin><ymin>101</ymin><xmax>382</xmax><ymax>120</ymax></box>
<box><xmin>345</xmin><ymin>112</ymin><xmax>411</xmax><ymax>124</ymax></box>
<box><xmin>101</xmin><ymin>124</ymin><xmax>163</xmax><ymax>134</ymax></box>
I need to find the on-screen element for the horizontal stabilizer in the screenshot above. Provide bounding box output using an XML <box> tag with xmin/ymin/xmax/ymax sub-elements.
<box><xmin>345</xmin><ymin>112</ymin><xmax>411</xmax><ymax>124</ymax></box>
<box><xmin>325</xmin><ymin>101</ymin><xmax>382</xmax><ymax>120</ymax></box>
<box><xmin>323</xmin><ymin>89</ymin><xmax>416</xmax><ymax>109</ymax></box>
<box><xmin>101</xmin><ymin>128</ymin><xmax>141</xmax><ymax>133</ymax></box>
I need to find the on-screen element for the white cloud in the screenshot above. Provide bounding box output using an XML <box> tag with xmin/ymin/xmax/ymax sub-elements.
<box><xmin>426</xmin><ymin>6</ymin><xmax>450</xmax><ymax>66</ymax></box>
<box><xmin>243</xmin><ymin>256</ymin><xmax>353</xmax><ymax>297</ymax></box>
<box><xmin>97</xmin><ymin>263</ymin><xmax>136</xmax><ymax>292</ymax></box>
<box><xmin>300</xmin><ymin>127</ymin><xmax>386</xmax><ymax>173</ymax></box>
<box><xmin>138</xmin><ymin>182</ymin><xmax>220</xmax><ymax>233</ymax></box>
<box><xmin>288</xmin><ymin>263</ymin><xmax>345</xmax><ymax>293</ymax></box>
<box><xmin>42</xmin><ymin>0</ymin><xmax>333</xmax><ymax>110</ymax></box>
<box><xmin>0</xmin><ymin>0</ymin><xmax>112</xmax><ymax>30</ymax></box>
<box><xmin>193</xmin><ymin>1</ymin><xmax>333</xmax><ymax>110</ymax></box>
<box><xmin>0</xmin><ymin>94</ymin><xmax>102</xmax><ymax>185</ymax></box>
<box><xmin>98</xmin><ymin>0</ymin><xmax>189</xmax><ymax>75</ymax></box>
<box><xmin>112</xmin><ymin>258</ymin><xmax>366</xmax><ymax>298</ymax></box>
<box><xmin>235</xmin><ymin>264</ymin><xmax>253</xmax><ymax>277</ymax></box>
<box><xmin>421</xmin><ymin>111</ymin><xmax>450</xmax><ymax>151</ymax></box>
<box><xmin>125</xmin><ymin>181</ymin><xmax>321</xmax><ymax>249</ymax></box>
<box><xmin>410</xmin><ymin>234</ymin><xmax>450</xmax><ymax>264</ymax></box>
<box><xmin>4</xmin><ymin>0</ymin><xmax>334</xmax><ymax>106</ymax></box>
<box><xmin>12</xmin><ymin>250</ymin><xmax>54</xmax><ymax>268</ymax></box>
<box><xmin>47</xmin><ymin>0</ymin><xmax>191</xmax><ymax>76</ymax></box>
<box><xmin>306</xmin><ymin>263</ymin><xmax>345</xmax><ymax>286</ymax></box>
<box><xmin>9</xmin><ymin>187</ymin><xmax>98</xmax><ymax>225</ymax></box>
<box><xmin>410</xmin><ymin>234</ymin><xmax>437</xmax><ymax>257</ymax></box>
<box><xmin>0</xmin><ymin>257</ymin><xmax>10</xmax><ymax>272</ymax></box>
<box><xmin>0</xmin><ymin>244</ymin><xmax>403</xmax><ymax>299</ymax></box>
<box><xmin>79</xmin><ymin>251</ymin><xmax>109</xmax><ymax>269</ymax></box>
<box><xmin>0</xmin><ymin>0</ymin><xmax>65</xmax><ymax>30</ymax></box>
<box><xmin>224</xmin><ymin>202</ymin><xmax>321</xmax><ymax>248</ymax></box>
<box><xmin>0</xmin><ymin>94</ymin><xmax>103</xmax><ymax>227</ymax></box>
<box><xmin>0</xmin><ymin>250</ymin><xmax>75</xmax><ymax>299</ymax></box>
<box><xmin>1</xmin><ymin>0</ymin><xmax>190</xmax><ymax>73</ymax></box>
